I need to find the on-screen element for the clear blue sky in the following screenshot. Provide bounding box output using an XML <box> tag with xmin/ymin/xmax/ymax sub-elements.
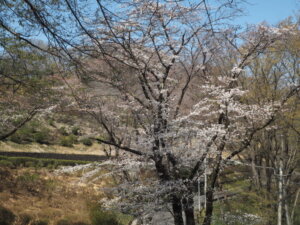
<box><xmin>236</xmin><ymin>0</ymin><xmax>299</xmax><ymax>26</ymax></box>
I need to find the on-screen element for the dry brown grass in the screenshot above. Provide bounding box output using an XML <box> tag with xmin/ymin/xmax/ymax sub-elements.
<box><xmin>0</xmin><ymin>141</ymin><xmax>110</xmax><ymax>156</ymax></box>
<box><xmin>0</xmin><ymin>166</ymin><xmax>109</xmax><ymax>225</ymax></box>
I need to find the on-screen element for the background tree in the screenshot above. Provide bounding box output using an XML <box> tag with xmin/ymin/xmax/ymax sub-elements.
<box><xmin>0</xmin><ymin>36</ymin><xmax>60</xmax><ymax>140</ymax></box>
<box><xmin>239</xmin><ymin>19</ymin><xmax>300</xmax><ymax>225</ymax></box>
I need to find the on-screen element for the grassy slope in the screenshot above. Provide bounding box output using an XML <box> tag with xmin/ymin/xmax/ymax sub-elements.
<box><xmin>0</xmin><ymin>165</ymin><xmax>120</xmax><ymax>225</ymax></box>
<box><xmin>0</xmin><ymin>141</ymin><xmax>108</xmax><ymax>156</ymax></box>
<box><xmin>0</xmin><ymin>167</ymin><xmax>97</xmax><ymax>224</ymax></box>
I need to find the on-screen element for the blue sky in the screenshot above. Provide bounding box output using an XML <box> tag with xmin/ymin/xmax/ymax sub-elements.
<box><xmin>236</xmin><ymin>0</ymin><xmax>299</xmax><ymax>26</ymax></box>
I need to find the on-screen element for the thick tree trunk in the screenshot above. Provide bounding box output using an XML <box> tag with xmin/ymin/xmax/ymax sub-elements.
<box><xmin>183</xmin><ymin>197</ymin><xmax>196</xmax><ymax>225</ymax></box>
<box><xmin>172</xmin><ymin>196</ymin><xmax>184</xmax><ymax>225</ymax></box>
<box><xmin>202</xmin><ymin>145</ymin><xmax>223</xmax><ymax>225</ymax></box>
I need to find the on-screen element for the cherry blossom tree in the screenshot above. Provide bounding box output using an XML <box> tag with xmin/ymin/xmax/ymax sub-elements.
<box><xmin>1</xmin><ymin>1</ymin><xmax>299</xmax><ymax>224</ymax></box>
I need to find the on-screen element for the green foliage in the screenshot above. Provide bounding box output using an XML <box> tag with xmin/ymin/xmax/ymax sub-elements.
<box><xmin>19</xmin><ymin>214</ymin><xmax>32</xmax><ymax>225</ymax></box>
<box><xmin>48</xmin><ymin>118</ymin><xmax>56</xmax><ymax>127</ymax></box>
<box><xmin>71</xmin><ymin>127</ymin><xmax>80</xmax><ymax>136</ymax></box>
<box><xmin>33</xmin><ymin>130</ymin><xmax>50</xmax><ymax>144</ymax></box>
<box><xmin>59</xmin><ymin>127</ymin><xmax>69</xmax><ymax>136</ymax></box>
<box><xmin>24</xmin><ymin>161</ymin><xmax>36</xmax><ymax>167</ymax></box>
<box><xmin>17</xmin><ymin>172</ymin><xmax>41</xmax><ymax>193</ymax></box>
<box><xmin>211</xmin><ymin>189</ymin><xmax>276</xmax><ymax>225</ymax></box>
<box><xmin>60</xmin><ymin>135</ymin><xmax>77</xmax><ymax>147</ymax></box>
<box><xmin>56</xmin><ymin>219</ymin><xmax>71</xmax><ymax>225</ymax></box>
<box><xmin>60</xmin><ymin>134</ymin><xmax>77</xmax><ymax>147</ymax></box>
<box><xmin>0</xmin><ymin>206</ymin><xmax>15</xmax><ymax>225</ymax></box>
<box><xmin>0</xmin><ymin>160</ymin><xmax>14</xmax><ymax>168</ymax></box>
<box><xmin>31</xmin><ymin>219</ymin><xmax>49</xmax><ymax>225</ymax></box>
<box><xmin>56</xmin><ymin>219</ymin><xmax>89</xmax><ymax>225</ymax></box>
<box><xmin>293</xmin><ymin>204</ymin><xmax>300</xmax><ymax>225</ymax></box>
<box><xmin>81</xmin><ymin>138</ymin><xmax>93</xmax><ymax>146</ymax></box>
<box><xmin>17</xmin><ymin>172</ymin><xmax>40</xmax><ymax>182</ymax></box>
<box><xmin>90</xmin><ymin>206</ymin><xmax>121</xmax><ymax>225</ymax></box>
<box><xmin>9</xmin><ymin>120</ymin><xmax>52</xmax><ymax>144</ymax></box>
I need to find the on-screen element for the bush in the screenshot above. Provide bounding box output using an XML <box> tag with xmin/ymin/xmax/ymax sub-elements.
<box><xmin>90</xmin><ymin>207</ymin><xmax>120</xmax><ymax>225</ymax></box>
<box><xmin>56</xmin><ymin>219</ymin><xmax>89</xmax><ymax>225</ymax></box>
<box><xmin>59</xmin><ymin>127</ymin><xmax>69</xmax><ymax>136</ymax></box>
<box><xmin>82</xmin><ymin>138</ymin><xmax>93</xmax><ymax>146</ymax></box>
<box><xmin>17</xmin><ymin>172</ymin><xmax>40</xmax><ymax>184</ymax></box>
<box><xmin>0</xmin><ymin>160</ymin><xmax>14</xmax><ymax>168</ymax></box>
<box><xmin>9</xmin><ymin>120</ymin><xmax>52</xmax><ymax>144</ymax></box>
<box><xmin>16</xmin><ymin>172</ymin><xmax>42</xmax><ymax>194</ymax></box>
<box><xmin>0</xmin><ymin>206</ymin><xmax>15</xmax><ymax>225</ymax></box>
<box><xmin>31</xmin><ymin>219</ymin><xmax>48</xmax><ymax>225</ymax></box>
<box><xmin>60</xmin><ymin>135</ymin><xmax>77</xmax><ymax>147</ymax></box>
<box><xmin>71</xmin><ymin>127</ymin><xmax>80</xmax><ymax>136</ymax></box>
<box><xmin>9</xmin><ymin>133</ymin><xmax>24</xmax><ymax>144</ymax></box>
<box><xmin>25</xmin><ymin>161</ymin><xmax>36</xmax><ymax>167</ymax></box>
<box><xmin>33</xmin><ymin>130</ymin><xmax>51</xmax><ymax>144</ymax></box>
<box><xmin>48</xmin><ymin>118</ymin><xmax>56</xmax><ymax>127</ymax></box>
<box><xmin>56</xmin><ymin>219</ymin><xmax>71</xmax><ymax>225</ymax></box>
<box><xmin>35</xmin><ymin>160</ymin><xmax>44</xmax><ymax>168</ymax></box>
<box><xmin>19</xmin><ymin>214</ymin><xmax>32</xmax><ymax>225</ymax></box>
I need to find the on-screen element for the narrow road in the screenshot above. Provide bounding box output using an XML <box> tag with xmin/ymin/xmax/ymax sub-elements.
<box><xmin>0</xmin><ymin>151</ymin><xmax>108</xmax><ymax>162</ymax></box>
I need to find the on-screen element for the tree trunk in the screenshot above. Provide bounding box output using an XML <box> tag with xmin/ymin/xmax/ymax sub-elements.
<box><xmin>183</xmin><ymin>197</ymin><xmax>196</xmax><ymax>225</ymax></box>
<box><xmin>265</xmin><ymin>158</ymin><xmax>272</xmax><ymax>193</ymax></box>
<box><xmin>202</xmin><ymin>142</ymin><xmax>224</xmax><ymax>225</ymax></box>
<box><xmin>202</xmin><ymin>189</ymin><xmax>214</xmax><ymax>225</ymax></box>
<box><xmin>172</xmin><ymin>195</ymin><xmax>184</xmax><ymax>225</ymax></box>
<box><xmin>251</xmin><ymin>149</ymin><xmax>260</xmax><ymax>189</ymax></box>
<box><xmin>277</xmin><ymin>157</ymin><xmax>283</xmax><ymax>225</ymax></box>
<box><xmin>283</xmin><ymin>179</ymin><xmax>291</xmax><ymax>225</ymax></box>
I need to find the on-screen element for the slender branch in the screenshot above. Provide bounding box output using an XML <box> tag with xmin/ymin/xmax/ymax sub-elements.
<box><xmin>91</xmin><ymin>137</ymin><xmax>145</xmax><ymax>157</ymax></box>
<box><xmin>0</xmin><ymin>109</ymin><xmax>38</xmax><ymax>141</ymax></box>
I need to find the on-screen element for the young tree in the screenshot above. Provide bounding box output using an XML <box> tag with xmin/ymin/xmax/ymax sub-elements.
<box><xmin>1</xmin><ymin>1</ymin><xmax>298</xmax><ymax>224</ymax></box>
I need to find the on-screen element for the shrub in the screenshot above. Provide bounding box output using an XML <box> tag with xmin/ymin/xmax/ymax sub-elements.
<box><xmin>0</xmin><ymin>160</ymin><xmax>14</xmax><ymax>168</ymax></box>
<box><xmin>33</xmin><ymin>130</ymin><xmax>50</xmax><ymax>144</ymax></box>
<box><xmin>31</xmin><ymin>219</ymin><xmax>48</xmax><ymax>225</ymax></box>
<box><xmin>56</xmin><ymin>219</ymin><xmax>71</xmax><ymax>225</ymax></box>
<box><xmin>35</xmin><ymin>160</ymin><xmax>44</xmax><ymax>168</ymax></box>
<box><xmin>17</xmin><ymin>172</ymin><xmax>39</xmax><ymax>183</ymax></box>
<box><xmin>60</xmin><ymin>135</ymin><xmax>77</xmax><ymax>147</ymax></box>
<box><xmin>25</xmin><ymin>161</ymin><xmax>36</xmax><ymax>167</ymax></box>
<box><xmin>9</xmin><ymin>120</ymin><xmax>52</xmax><ymax>144</ymax></box>
<box><xmin>82</xmin><ymin>138</ymin><xmax>93</xmax><ymax>146</ymax></box>
<box><xmin>16</xmin><ymin>172</ymin><xmax>41</xmax><ymax>193</ymax></box>
<box><xmin>59</xmin><ymin>127</ymin><xmax>69</xmax><ymax>136</ymax></box>
<box><xmin>48</xmin><ymin>118</ymin><xmax>56</xmax><ymax>127</ymax></box>
<box><xmin>9</xmin><ymin>133</ymin><xmax>24</xmax><ymax>144</ymax></box>
<box><xmin>19</xmin><ymin>214</ymin><xmax>32</xmax><ymax>225</ymax></box>
<box><xmin>90</xmin><ymin>207</ymin><xmax>120</xmax><ymax>225</ymax></box>
<box><xmin>0</xmin><ymin>206</ymin><xmax>15</xmax><ymax>225</ymax></box>
<box><xmin>71</xmin><ymin>127</ymin><xmax>80</xmax><ymax>136</ymax></box>
<box><xmin>56</xmin><ymin>219</ymin><xmax>89</xmax><ymax>225</ymax></box>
